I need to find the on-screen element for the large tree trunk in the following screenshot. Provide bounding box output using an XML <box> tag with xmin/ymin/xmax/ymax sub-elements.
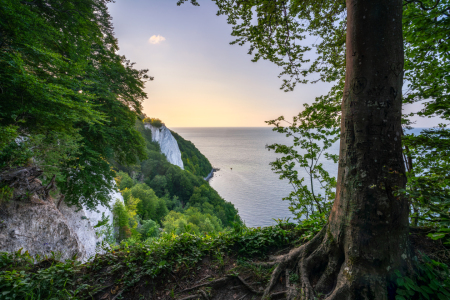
<box><xmin>326</xmin><ymin>0</ymin><xmax>409</xmax><ymax>297</ymax></box>
<box><xmin>259</xmin><ymin>1</ymin><xmax>410</xmax><ymax>299</ymax></box>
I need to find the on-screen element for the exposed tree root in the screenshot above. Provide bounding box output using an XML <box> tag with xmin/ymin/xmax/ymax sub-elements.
<box><xmin>199</xmin><ymin>289</ymin><xmax>209</xmax><ymax>299</ymax></box>
<box><xmin>179</xmin><ymin>295</ymin><xmax>202</xmax><ymax>300</ymax></box>
<box><xmin>258</xmin><ymin>226</ymin><xmax>332</xmax><ymax>299</ymax></box>
<box><xmin>236</xmin><ymin>275</ymin><xmax>263</xmax><ymax>295</ymax></box>
<box><xmin>1</xmin><ymin>167</ymin><xmax>57</xmax><ymax>202</ymax></box>
<box><xmin>254</xmin><ymin>222</ymin><xmax>398</xmax><ymax>300</ymax></box>
<box><xmin>178</xmin><ymin>276</ymin><xmax>231</xmax><ymax>294</ymax></box>
<box><xmin>176</xmin><ymin>223</ymin><xmax>413</xmax><ymax>300</ymax></box>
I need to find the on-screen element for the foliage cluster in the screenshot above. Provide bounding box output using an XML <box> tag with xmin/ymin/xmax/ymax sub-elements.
<box><xmin>0</xmin><ymin>0</ymin><xmax>151</xmax><ymax>210</ymax></box>
<box><xmin>402</xmin><ymin>125</ymin><xmax>450</xmax><ymax>240</ymax></box>
<box><xmin>143</xmin><ymin>118</ymin><xmax>163</xmax><ymax>128</ymax></box>
<box><xmin>114</xmin><ymin>169</ymin><xmax>238</xmax><ymax>243</ymax></box>
<box><xmin>122</xmin><ymin>183</ymin><xmax>168</xmax><ymax>224</ymax></box>
<box><xmin>267</xmin><ymin>116</ymin><xmax>339</xmax><ymax>221</ymax></box>
<box><xmin>0</xmin><ymin>185</ymin><xmax>13</xmax><ymax>205</ymax></box>
<box><xmin>393</xmin><ymin>255</ymin><xmax>450</xmax><ymax>300</ymax></box>
<box><xmin>162</xmin><ymin>207</ymin><xmax>223</xmax><ymax>235</ymax></box>
<box><xmin>0</xmin><ymin>221</ymin><xmax>302</xmax><ymax>299</ymax></box>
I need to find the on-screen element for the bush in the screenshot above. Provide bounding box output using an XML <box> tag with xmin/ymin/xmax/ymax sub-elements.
<box><xmin>162</xmin><ymin>207</ymin><xmax>223</xmax><ymax>235</ymax></box>
<box><xmin>139</xmin><ymin>219</ymin><xmax>160</xmax><ymax>239</ymax></box>
<box><xmin>115</xmin><ymin>171</ymin><xmax>136</xmax><ymax>191</ymax></box>
<box><xmin>143</xmin><ymin>118</ymin><xmax>163</xmax><ymax>128</ymax></box>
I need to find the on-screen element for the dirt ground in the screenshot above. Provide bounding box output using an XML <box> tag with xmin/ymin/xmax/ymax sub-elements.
<box><xmin>93</xmin><ymin>228</ymin><xmax>450</xmax><ymax>300</ymax></box>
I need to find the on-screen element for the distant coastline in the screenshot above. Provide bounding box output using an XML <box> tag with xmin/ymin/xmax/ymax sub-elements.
<box><xmin>205</xmin><ymin>168</ymin><xmax>220</xmax><ymax>182</ymax></box>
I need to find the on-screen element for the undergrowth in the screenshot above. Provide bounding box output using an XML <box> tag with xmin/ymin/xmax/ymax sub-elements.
<box><xmin>392</xmin><ymin>255</ymin><xmax>450</xmax><ymax>300</ymax></box>
<box><xmin>0</xmin><ymin>221</ymin><xmax>304</xmax><ymax>300</ymax></box>
<box><xmin>2</xmin><ymin>221</ymin><xmax>449</xmax><ymax>300</ymax></box>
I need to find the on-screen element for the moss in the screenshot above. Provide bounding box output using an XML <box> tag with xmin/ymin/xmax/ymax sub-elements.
<box><xmin>326</xmin><ymin>226</ymin><xmax>335</xmax><ymax>244</ymax></box>
<box><xmin>0</xmin><ymin>185</ymin><xmax>13</xmax><ymax>204</ymax></box>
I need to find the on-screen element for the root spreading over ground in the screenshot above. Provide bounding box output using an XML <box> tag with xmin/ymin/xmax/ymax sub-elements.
<box><xmin>1</xmin><ymin>223</ymin><xmax>448</xmax><ymax>300</ymax></box>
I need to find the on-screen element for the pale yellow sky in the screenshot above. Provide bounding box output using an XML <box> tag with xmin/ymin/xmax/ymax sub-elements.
<box><xmin>109</xmin><ymin>1</ymin><xmax>335</xmax><ymax>127</ymax></box>
<box><xmin>109</xmin><ymin>1</ymin><xmax>443</xmax><ymax>128</ymax></box>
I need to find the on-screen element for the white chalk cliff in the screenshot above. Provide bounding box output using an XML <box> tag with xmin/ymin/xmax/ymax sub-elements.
<box><xmin>59</xmin><ymin>188</ymin><xmax>124</xmax><ymax>260</ymax></box>
<box><xmin>0</xmin><ymin>179</ymin><xmax>124</xmax><ymax>262</ymax></box>
<box><xmin>144</xmin><ymin>123</ymin><xmax>184</xmax><ymax>169</ymax></box>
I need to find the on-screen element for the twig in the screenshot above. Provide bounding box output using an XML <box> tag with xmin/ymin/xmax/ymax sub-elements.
<box><xmin>178</xmin><ymin>295</ymin><xmax>201</xmax><ymax>300</ymax></box>
<box><xmin>285</xmin><ymin>269</ymin><xmax>290</xmax><ymax>288</ymax></box>
<box><xmin>251</xmin><ymin>261</ymin><xmax>278</xmax><ymax>267</ymax></box>
<box><xmin>198</xmin><ymin>289</ymin><xmax>209</xmax><ymax>299</ymax></box>
<box><xmin>111</xmin><ymin>289</ymin><xmax>124</xmax><ymax>300</ymax></box>
<box><xmin>236</xmin><ymin>275</ymin><xmax>263</xmax><ymax>295</ymax></box>
<box><xmin>57</xmin><ymin>194</ymin><xmax>65</xmax><ymax>209</ymax></box>
<box><xmin>270</xmin><ymin>290</ymin><xmax>287</xmax><ymax>298</ymax></box>
<box><xmin>237</xmin><ymin>293</ymin><xmax>248</xmax><ymax>300</ymax></box>
<box><xmin>14</xmin><ymin>233</ymin><xmax>34</xmax><ymax>239</ymax></box>
<box><xmin>195</xmin><ymin>275</ymin><xmax>211</xmax><ymax>284</ymax></box>
<box><xmin>177</xmin><ymin>277</ymin><xmax>230</xmax><ymax>294</ymax></box>
<box><xmin>274</xmin><ymin>247</ymin><xmax>290</xmax><ymax>255</ymax></box>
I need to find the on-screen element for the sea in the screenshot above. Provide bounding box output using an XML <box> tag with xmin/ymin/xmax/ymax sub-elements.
<box><xmin>173</xmin><ymin>127</ymin><xmax>424</xmax><ymax>228</ymax></box>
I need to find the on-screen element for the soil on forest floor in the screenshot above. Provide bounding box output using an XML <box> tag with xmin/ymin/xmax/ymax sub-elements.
<box><xmin>93</xmin><ymin>228</ymin><xmax>449</xmax><ymax>300</ymax></box>
<box><xmin>94</xmin><ymin>249</ymin><xmax>289</xmax><ymax>300</ymax></box>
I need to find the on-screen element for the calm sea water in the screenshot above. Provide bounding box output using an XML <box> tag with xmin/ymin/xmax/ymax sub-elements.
<box><xmin>173</xmin><ymin>127</ymin><xmax>424</xmax><ymax>227</ymax></box>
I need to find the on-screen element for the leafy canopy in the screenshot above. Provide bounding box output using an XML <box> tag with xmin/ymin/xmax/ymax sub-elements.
<box><xmin>0</xmin><ymin>0</ymin><xmax>152</xmax><ymax>209</ymax></box>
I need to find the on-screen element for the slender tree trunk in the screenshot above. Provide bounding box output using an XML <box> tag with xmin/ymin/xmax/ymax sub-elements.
<box><xmin>327</xmin><ymin>0</ymin><xmax>409</xmax><ymax>296</ymax></box>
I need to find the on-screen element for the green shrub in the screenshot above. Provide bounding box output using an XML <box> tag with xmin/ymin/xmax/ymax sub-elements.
<box><xmin>115</xmin><ymin>171</ymin><xmax>136</xmax><ymax>191</ymax></box>
<box><xmin>143</xmin><ymin>118</ymin><xmax>163</xmax><ymax>128</ymax></box>
<box><xmin>0</xmin><ymin>221</ymin><xmax>302</xmax><ymax>299</ymax></box>
<box><xmin>162</xmin><ymin>207</ymin><xmax>223</xmax><ymax>235</ymax></box>
<box><xmin>139</xmin><ymin>219</ymin><xmax>160</xmax><ymax>239</ymax></box>
<box><xmin>393</xmin><ymin>255</ymin><xmax>450</xmax><ymax>300</ymax></box>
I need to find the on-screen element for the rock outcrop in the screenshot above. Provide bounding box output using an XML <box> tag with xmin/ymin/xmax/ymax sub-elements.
<box><xmin>0</xmin><ymin>167</ymin><xmax>123</xmax><ymax>261</ymax></box>
<box><xmin>0</xmin><ymin>199</ymin><xmax>83</xmax><ymax>261</ymax></box>
<box><xmin>144</xmin><ymin>123</ymin><xmax>184</xmax><ymax>169</ymax></box>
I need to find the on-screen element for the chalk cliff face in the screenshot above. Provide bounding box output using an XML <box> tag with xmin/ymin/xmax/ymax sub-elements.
<box><xmin>59</xmin><ymin>188</ymin><xmax>124</xmax><ymax>260</ymax></box>
<box><xmin>0</xmin><ymin>175</ymin><xmax>124</xmax><ymax>262</ymax></box>
<box><xmin>0</xmin><ymin>199</ymin><xmax>83</xmax><ymax>261</ymax></box>
<box><xmin>144</xmin><ymin>123</ymin><xmax>184</xmax><ymax>169</ymax></box>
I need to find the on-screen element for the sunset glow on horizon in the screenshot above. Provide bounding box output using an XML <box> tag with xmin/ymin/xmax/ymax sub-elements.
<box><xmin>109</xmin><ymin>1</ymin><xmax>441</xmax><ymax>128</ymax></box>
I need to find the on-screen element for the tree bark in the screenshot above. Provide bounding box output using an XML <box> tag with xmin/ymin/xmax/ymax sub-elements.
<box><xmin>258</xmin><ymin>1</ymin><xmax>411</xmax><ymax>299</ymax></box>
<box><xmin>327</xmin><ymin>0</ymin><xmax>409</xmax><ymax>297</ymax></box>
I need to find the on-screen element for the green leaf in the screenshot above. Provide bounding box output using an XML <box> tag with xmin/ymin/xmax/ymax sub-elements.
<box><xmin>439</xmin><ymin>288</ymin><xmax>450</xmax><ymax>297</ymax></box>
<box><xmin>396</xmin><ymin>289</ymin><xmax>407</xmax><ymax>296</ymax></box>
<box><xmin>420</xmin><ymin>290</ymin><xmax>430</xmax><ymax>300</ymax></box>
<box><xmin>427</xmin><ymin>233</ymin><xmax>446</xmax><ymax>240</ymax></box>
<box><xmin>438</xmin><ymin>293</ymin><xmax>449</xmax><ymax>300</ymax></box>
<box><xmin>422</xmin><ymin>286</ymin><xmax>433</xmax><ymax>294</ymax></box>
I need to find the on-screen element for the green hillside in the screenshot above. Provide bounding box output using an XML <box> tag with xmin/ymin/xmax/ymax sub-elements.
<box><xmin>171</xmin><ymin>130</ymin><xmax>213</xmax><ymax>177</ymax></box>
<box><xmin>112</xmin><ymin>119</ymin><xmax>240</xmax><ymax>240</ymax></box>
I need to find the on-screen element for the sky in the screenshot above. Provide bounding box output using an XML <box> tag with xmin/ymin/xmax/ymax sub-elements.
<box><xmin>108</xmin><ymin>0</ymin><xmax>442</xmax><ymax>128</ymax></box>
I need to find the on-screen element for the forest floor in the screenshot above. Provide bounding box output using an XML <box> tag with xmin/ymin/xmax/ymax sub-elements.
<box><xmin>2</xmin><ymin>221</ymin><xmax>448</xmax><ymax>300</ymax></box>
<box><xmin>92</xmin><ymin>227</ymin><xmax>449</xmax><ymax>300</ymax></box>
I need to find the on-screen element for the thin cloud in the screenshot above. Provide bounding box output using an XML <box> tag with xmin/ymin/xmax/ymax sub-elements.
<box><xmin>148</xmin><ymin>35</ymin><xmax>166</xmax><ymax>44</ymax></box>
